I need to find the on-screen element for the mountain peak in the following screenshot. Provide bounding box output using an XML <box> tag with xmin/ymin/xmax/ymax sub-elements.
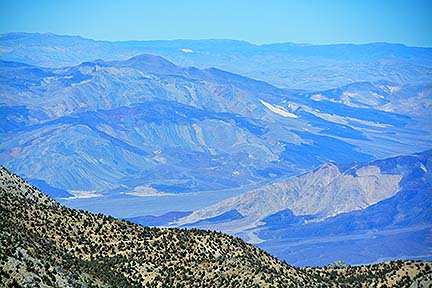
<box><xmin>118</xmin><ymin>53</ymin><xmax>180</xmax><ymax>74</ymax></box>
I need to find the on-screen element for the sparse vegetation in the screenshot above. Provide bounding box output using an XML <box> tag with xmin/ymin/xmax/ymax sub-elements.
<box><xmin>1</xmin><ymin>166</ymin><xmax>431</xmax><ymax>287</ymax></box>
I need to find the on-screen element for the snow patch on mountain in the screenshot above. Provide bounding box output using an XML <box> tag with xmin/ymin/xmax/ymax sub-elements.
<box><xmin>180</xmin><ymin>48</ymin><xmax>193</xmax><ymax>53</ymax></box>
<box><xmin>260</xmin><ymin>100</ymin><xmax>298</xmax><ymax>118</ymax></box>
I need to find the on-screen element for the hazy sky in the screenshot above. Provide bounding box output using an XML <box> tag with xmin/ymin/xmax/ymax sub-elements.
<box><xmin>1</xmin><ymin>0</ymin><xmax>431</xmax><ymax>46</ymax></box>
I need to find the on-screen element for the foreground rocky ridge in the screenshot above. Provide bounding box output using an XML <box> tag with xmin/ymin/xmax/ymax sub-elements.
<box><xmin>1</xmin><ymin>166</ymin><xmax>431</xmax><ymax>287</ymax></box>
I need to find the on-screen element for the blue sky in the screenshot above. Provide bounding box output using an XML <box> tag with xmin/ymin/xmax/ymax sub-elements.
<box><xmin>0</xmin><ymin>0</ymin><xmax>431</xmax><ymax>46</ymax></box>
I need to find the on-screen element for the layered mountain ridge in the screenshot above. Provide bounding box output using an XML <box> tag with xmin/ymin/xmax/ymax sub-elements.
<box><xmin>176</xmin><ymin>160</ymin><xmax>403</xmax><ymax>228</ymax></box>
<box><xmin>2</xmin><ymin>32</ymin><xmax>432</xmax><ymax>90</ymax></box>
<box><xmin>173</xmin><ymin>151</ymin><xmax>432</xmax><ymax>266</ymax></box>
<box><xmin>1</xmin><ymin>53</ymin><xmax>431</xmax><ymax>207</ymax></box>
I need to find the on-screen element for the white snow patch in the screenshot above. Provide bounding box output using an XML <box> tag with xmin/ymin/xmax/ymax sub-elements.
<box><xmin>260</xmin><ymin>100</ymin><xmax>298</xmax><ymax>118</ymax></box>
<box><xmin>180</xmin><ymin>48</ymin><xmax>193</xmax><ymax>53</ymax></box>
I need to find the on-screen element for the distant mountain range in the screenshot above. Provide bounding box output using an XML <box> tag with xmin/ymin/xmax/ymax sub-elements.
<box><xmin>1</xmin><ymin>32</ymin><xmax>432</xmax><ymax>90</ymax></box>
<box><xmin>1</xmin><ymin>33</ymin><xmax>431</xmax><ymax>267</ymax></box>
<box><xmin>173</xmin><ymin>151</ymin><xmax>432</xmax><ymax>266</ymax></box>
<box><xmin>1</xmin><ymin>166</ymin><xmax>431</xmax><ymax>287</ymax></box>
<box><xmin>1</xmin><ymin>51</ymin><xmax>431</xmax><ymax>205</ymax></box>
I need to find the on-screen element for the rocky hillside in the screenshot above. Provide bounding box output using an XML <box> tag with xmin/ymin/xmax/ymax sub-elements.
<box><xmin>0</xmin><ymin>166</ymin><xmax>317</xmax><ymax>287</ymax></box>
<box><xmin>1</xmin><ymin>166</ymin><xmax>431</xmax><ymax>287</ymax></box>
